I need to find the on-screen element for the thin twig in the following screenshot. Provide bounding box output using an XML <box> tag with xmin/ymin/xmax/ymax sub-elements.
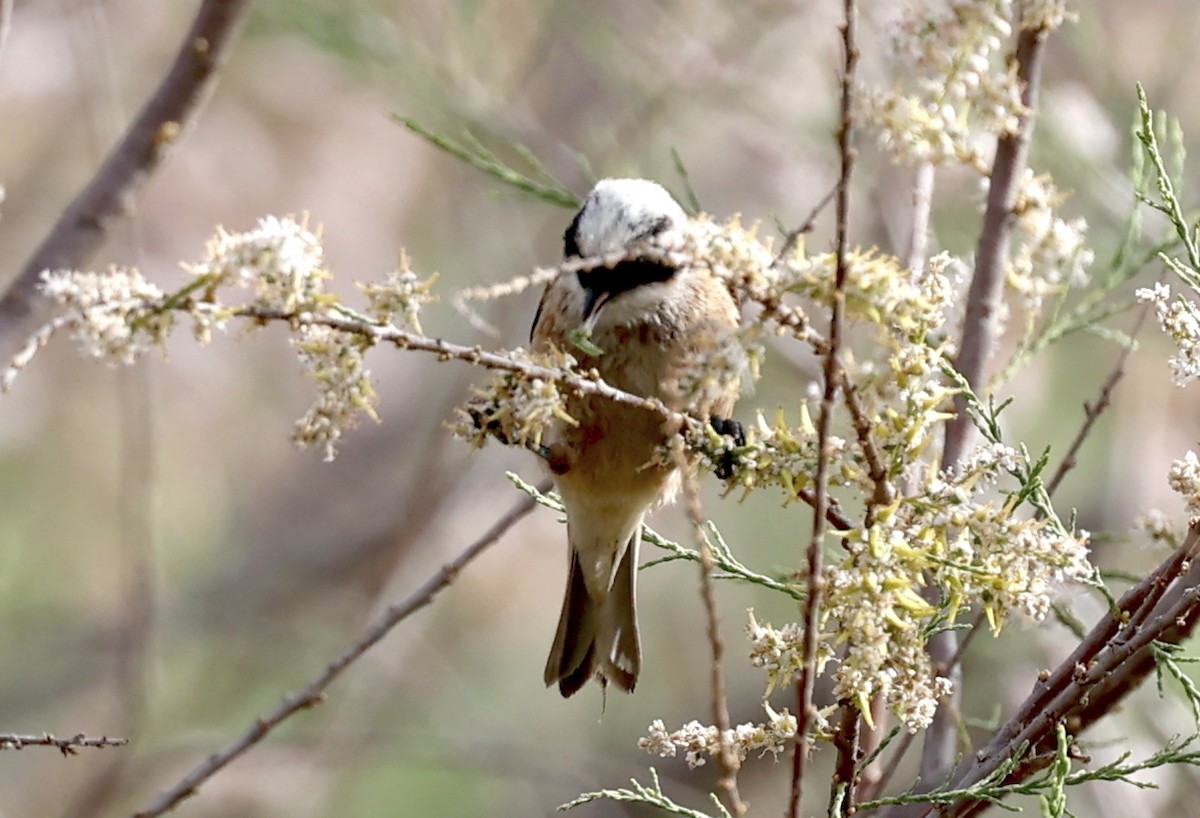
<box><xmin>451</xmin><ymin>266</ymin><xmax>559</xmax><ymax>336</ymax></box>
<box><xmin>131</xmin><ymin>486</ymin><xmax>541</xmax><ymax>818</ymax></box>
<box><xmin>0</xmin><ymin>0</ymin><xmax>253</xmax><ymax>361</ymax></box>
<box><xmin>871</xmin><ymin>729</ymin><xmax>919</xmax><ymax>800</ymax></box>
<box><xmin>774</xmin><ymin>181</ymin><xmax>840</xmax><ymax>266</ymax></box>
<box><xmin>1044</xmin><ymin>307</ymin><xmax>1147</xmax><ymax>497</ymax></box>
<box><xmin>0</xmin><ymin>733</ymin><xmax>127</xmax><ymax>754</ymax></box>
<box><xmin>840</xmin><ymin>374</ymin><xmax>897</xmax><ymax>516</ymax></box>
<box><xmin>677</xmin><ymin>458</ymin><xmax>746</xmax><ymax>816</ymax></box>
<box><xmin>790</xmin><ymin>3</ymin><xmax>857</xmax><ymax>816</ymax></box>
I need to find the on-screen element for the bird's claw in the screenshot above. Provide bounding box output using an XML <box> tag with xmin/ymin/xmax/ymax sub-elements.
<box><xmin>468</xmin><ymin>399</ymin><xmax>569</xmax><ymax>474</ymax></box>
<box><xmin>467</xmin><ymin>399</ymin><xmax>511</xmax><ymax>445</ymax></box>
<box><xmin>709</xmin><ymin>415</ymin><xmax>746</xmax><ymax>481</ymax></box>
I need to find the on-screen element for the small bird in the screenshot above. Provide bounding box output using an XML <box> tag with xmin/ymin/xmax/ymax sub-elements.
<box><xmin>532</xmin><ymin>178</ymin><xmax>743</xmax><ymax>697</ymax></box>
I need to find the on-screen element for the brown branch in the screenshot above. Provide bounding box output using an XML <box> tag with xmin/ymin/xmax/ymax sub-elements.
<box><xmin>244</xmin><ymin>305</ymin><xmax>687</xmax><ymax>417</ymax></box>
<box><xmin>914</xmin><ymin>22</ymin><xmax>1052</xmax><ymax>795</ymax></box>
<box><xmin>797</xmin><ymin>486</ymin><xmax>855</xmax><ymax>532</ymax></box>
<box><xmin>131</xmin><ymin>486</ymin><xmax>540</xmax><ymax>818</ymax></box>
<box><xmin>932</xmin><ymin>524</ymin><xmax>1200</xmax><ymax>818</ymax></box>
<box><xmin>0</xmin><ymin>0</ymin><xmax>252</xmax><ymax>361</ymax></box>
<box><xmin>831</xmin><ymin>703</ymin><xmax>863</xmax><ymax>810</ymax></box>
<box><xmin>943</xmin><ymin>24</ymin><xmax>1048</xmax><ymax>466</ymax></box>
<box><xmin>66</xmin><ymin>297</ymin><xmax>861</xmax><ymax>533</ymax></box>
<box><xmin>0</xmin><ymin>733</ymin><xmax>127</xmax><ymax>754</ymax></box>
<box><xmin>790</xmin><ymin>3</ymin><xmax>858</xmax><ymax>817</ymax></box>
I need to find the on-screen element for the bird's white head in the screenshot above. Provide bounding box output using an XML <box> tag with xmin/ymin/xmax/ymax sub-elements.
<box><xmin>565</xmin><ymin>178</ymin><xmax>688</xmax><ymax>259</ymax></box>
<box><xmin>563</xmin><ymin>179</ymin><xmax>691</xmax><ymax>329</ymax></box>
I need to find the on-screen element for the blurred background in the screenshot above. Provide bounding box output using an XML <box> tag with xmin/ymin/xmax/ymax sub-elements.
<box><xmin>0</xmin><ymin>0</ymin><xmax>1198</xmax><ymax>815</ymax></box>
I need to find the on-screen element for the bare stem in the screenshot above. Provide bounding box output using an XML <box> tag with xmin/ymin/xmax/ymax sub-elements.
<box><xmin>1044</xmin><ymin>308</ymin><xmax>1147</xmax><ymax>498</ymax></box>
<box><xmin>677</xmin><ymin>457</ymin><xmax>746</xmax><ymax>816</ymax></box>
<box><xmin>831</xmin><ymin>703</ymin><xmax>863</xmax><ymax>810</ymax></box>
<box><xmin>142</xmin><ymin>299</ymin><xmax>860</xmax><ymax>535</ymax></box>
<box><xmin>790</xmin><ymin>2</ymin><xmax>857</xmax><ymax>816</ymax></box>
<box><xmin>131</xmin><ymin>486</ymin><xmax>540</xmax><ymax>818</ymax></box>
<box><xmin>0</xmin><ymin>0</ymin><xmax>252</xmax><ymax>361</ymax></box>
<box><xmin>775</xmin><ymin>181</ymin><xmax>840</xmax><ymax>265</ymax></box>
<box><xmin>0</xmin><ymin>733</ymin><xmax>127</xmax><ymax>754</ymax></box>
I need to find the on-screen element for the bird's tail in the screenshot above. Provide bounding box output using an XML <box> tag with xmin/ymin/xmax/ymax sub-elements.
<box><xmin>543</xmin><ymin>529</ymin><xmax>641</xmax><ymax>697</ymax></box>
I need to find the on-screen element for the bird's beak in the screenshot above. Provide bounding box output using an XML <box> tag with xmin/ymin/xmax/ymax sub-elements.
<box><xmin>581</xmin><ymin>287</ymin><xmax>611</xmax><ymax>329</ymax></box>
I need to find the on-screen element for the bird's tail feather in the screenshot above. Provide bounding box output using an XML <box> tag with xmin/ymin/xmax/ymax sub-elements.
<box><xmin>544</xmin><ymin>529</ymin><xmax>642</xmax><ymax>697</ymax></box>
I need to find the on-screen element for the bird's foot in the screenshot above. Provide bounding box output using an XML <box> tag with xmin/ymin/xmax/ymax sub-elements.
<box><xmin>468</xmin><ymin>399</ymin><xmax>571</xmax><ymax>473</ymax></box>
<box><xmin>467</xmin><ymin>399</ymin><xmax>512</xmax><ymax>444</ymax></box>
<box><xmin>709</xmin><ymin>414</ymin><xmax>746</xmax><ymax>481</ymax></box>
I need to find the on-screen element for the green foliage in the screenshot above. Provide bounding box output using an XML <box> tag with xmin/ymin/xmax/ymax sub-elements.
<box><xmin>393</xmin><ymin>116</ymin><xmax>581</xmax><ymax>208</ymax></box>
<box><xmin>558</xmin><ymin>768</ymin><xmax>732</xmax><ymax>818</ymax></box>
<box><xmin>1152</xmin><ymin>640</ymin><xmax>1200</xmax><ymax>726</ymax></box>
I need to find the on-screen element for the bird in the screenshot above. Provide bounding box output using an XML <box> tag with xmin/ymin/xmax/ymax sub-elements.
<box><xmin>531</xmin><ymin>178</ymin><xmax>743</xmax><ymax>697</ymax></box>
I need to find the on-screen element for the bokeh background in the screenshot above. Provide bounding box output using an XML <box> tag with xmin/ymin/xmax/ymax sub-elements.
<box><xmin>0</xmin><ymin>1</ymin><xmax>1198</xmax><ymax>816</ymax></box>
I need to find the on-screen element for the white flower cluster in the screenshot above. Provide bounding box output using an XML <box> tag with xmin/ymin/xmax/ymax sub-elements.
<box><xmin>923</xmin><ymin>446</ymin><xmax>1093</xmax><ymax>625</ymax></box>
<box><xmin>746</xmin><ymin>611</ymin><xmax>809</xmax><ymax>694</ymax></box>
<box><xmin>682</xmin><ymin>216</ymin><xmax>780</xmax><ymax>303</ymax></box>
<box><xmin>358</xmin><ymin>251</ymin><xmax>437</xmax><ymax>333</ymax></box>
<box><xmin>1138</xmin><ymin>283</ymin><xmax>1200</xmax><ymax>387</ymax></box>
<box><xmin>1167</xmin><ymin>451</ymin><xmax>1200</xmax><ymax>517</ymax></box>
<box><xmin>823</xmin><ymin>524</ymin><xmax>948</xmax><ymax>732</ymax></box>
<box><xmin>1020</xmin><ymin>0</ymin><xmax>1076</xmax><ymax>31</ymax></box>
<box><xmin>788</xmin><ymin>248</ymin><xmax>958</xmax><ymax>344</ymax></box>
<box><xmin>22</xmin><ymin>216</ymin><xmax>431</xmax><ymax>461</ymax></box>
<box><xmin>637</xmin><ymin>704</ymin><xmax>797</xmax><ymax>770</ymax></box>
<box><xmin>186</xmin><ymin>215</ymin><xmax>329</xmax><ymax>313</ymax></box>
<box><xmin>712</xmin><ymin>406</ymin><xmax>854</xmax><ymax>497</ymax></box>
<box><xmin>39</xmin><ymin>267</ymin><xmax>169</xmax><ymax>365</ymax></box>
<box><xmin>1006</xmin><ymin>172</ymin><xmax>1094</xmax><ymax>312</ymax></box>
<box><xmin>871</xmin><ymin>342</ymin><xmax>957</xmax><ymax>475</ymax></box>
<box><xmin>955</xmin><ymin>511</ymin><xmax>1092</xmax><ymax>623</ymax></box>
<box><xmin>1136</xmin><ymin>508</ymin><xmax>1181</xmax><ymax>546</ymax></box>
<box><xmin>676</xmin><ymin>224</ymin><xmax>967</xmax><ymax>502</ymax></box>
<box><xmin>290</xmin><ymin>326</ymin><xmax>380</xmax><ymax>462</ymax></box>
<box><xmin>771</xmin><ymin>439</ymin><xmax>1089</xmax><ymax>734</ymax></box>
<box><xmin>862</xmin><ymin>0</ymin><xmax>1022</xmax><ymax>168</ymax></box>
